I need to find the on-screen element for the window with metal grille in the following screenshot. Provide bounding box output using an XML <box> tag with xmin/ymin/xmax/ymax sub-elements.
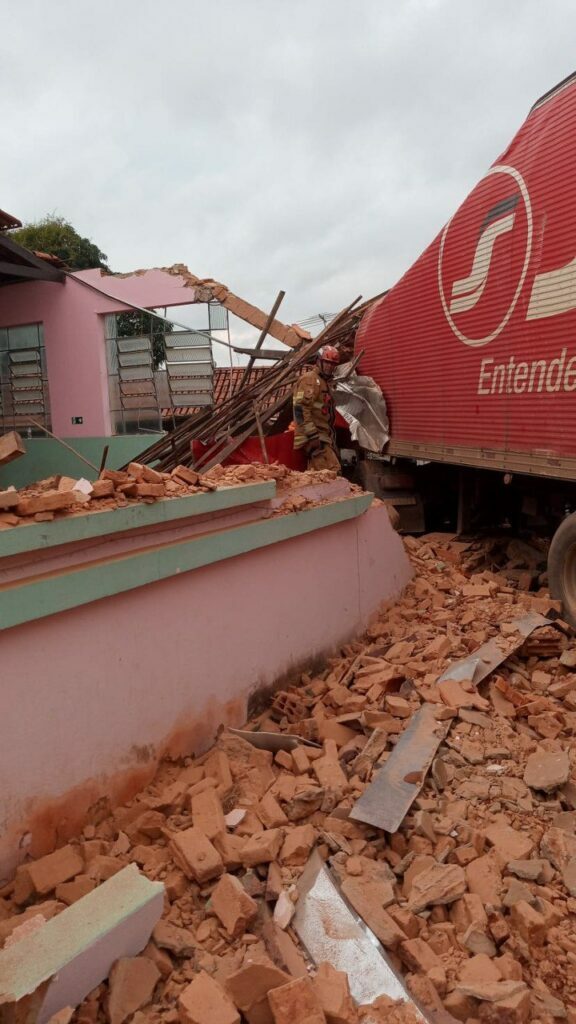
<box><xmin>0</xmin><ymin>322</ymin><xmax>51</xmax><ymax>436</ymax></box>
<box><xmin>105</xmin><ymin>305</ymin><xmax>221</xmax><ymax>434</ymax></box>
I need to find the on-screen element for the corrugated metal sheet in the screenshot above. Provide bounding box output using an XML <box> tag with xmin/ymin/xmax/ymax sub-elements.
<box><xmin>357</xmin><ymin>72</ymin><xmax>576</xmax><ymax>469</ymax></box>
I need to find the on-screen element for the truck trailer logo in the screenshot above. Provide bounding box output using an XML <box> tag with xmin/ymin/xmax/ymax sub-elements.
<box><xmin>438</xmin><ymin>164</ymin><xmax>533</xmax><ymax>347</ymax></box>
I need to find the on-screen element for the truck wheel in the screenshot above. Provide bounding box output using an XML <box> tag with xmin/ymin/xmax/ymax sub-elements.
<box><xmin>548</xmin><ymin>512</ymin><xmax>576</xmax><ymax>626</ymax></box>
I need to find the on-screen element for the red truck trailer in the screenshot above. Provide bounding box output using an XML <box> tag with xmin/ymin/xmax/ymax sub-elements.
<box><xmin>355</xmin><ymin>71</ymin><xmax>576</xmax><ymax>621</ymax></box>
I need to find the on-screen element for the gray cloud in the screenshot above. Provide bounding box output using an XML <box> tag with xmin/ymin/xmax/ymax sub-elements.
<box><xmin>1</xmin><ymin>0</ymin><xmax>575</xmax><ymax>339</ymax></box>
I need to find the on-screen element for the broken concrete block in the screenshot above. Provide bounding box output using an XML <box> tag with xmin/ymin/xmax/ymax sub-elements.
<box><xmin>280</xmin><ymin>825</ymin><xmax>316</xmax><ymax>866</ymax></box>
<box><xmin>241</xmin><ymin>829</ymin><xmax>284</xmax><ymax>866</ymax></box>
<box><xmin>465</xmin><ymin>853</ymin><xmax>503</xmax><ymax>909</ymax></box>
<box><xmin>179</xmin><ymin>971</ymin><xmax>240</xmax><ymax>1024</ymax></box>
<box><xmin>0</xmin><ymin>430</ymin><xmax>25</xmax><ymax>465</ymax></box>
<box><xmin>170</xmin><ymin>827</ymin><xmax>224</xmax><ymax>883</ymax></box>
<box><xmin>55</xmin><ymin>875</ymin><xmax>95</xmax><ymax>905</ymax></box>
<box><xmin>340</xmin><ymin>877</ymin><xmax>403</xmax><ymax>949</ymax></box>
<box><xmin>483</xmin><ymin>823</ymin><xmax>534</xmax><ymax>866</ymax></box>
<box><xmin>91</xmin><ymin>478</ymin><xmax>115</xmax><ymax>498</ymax></box>
<box><xmin>268</xmin><ymin>977</ymin><xmax>326</xmax><ymax>1024</ymax></box>
<box><xmin>172</xmin><ymin>464</ymin><xmax>200</xmax><ymax>487</ymax></box>
<box><xmin>16</xmin><ymin>490</ymin><xmax>79</xmax><ymax>516</ymax></box>
<box><xmin>540</xmin><ymin>827</ymin><xmax>576</xmax><ymax>870</ymax></box>
<box><xmin>457</xmin><ymin>979</ymin><xmax>528</xmax><ymax>1002</ymax></box>
<box><xmin>509</xmin><ymin>899</ymin><xmax>547</xmax><ymax>946</ymax></box>
<box><xmin>214</xmin><ymin>832</ymin><xmax>245</xmax><ymax>871</ymax></box>
<box><xmin>0</xmin><ymin>488</ymin><xmax>19</xmax><ymax>510</ymax></box>
<box><xmin>0</xmin><ymin>865</ymin><xmax>163</xmax><ymax>1023</ymax></box>
<box><xmin>459</xmin><ymin>953</ymin><xmax>502</xmax><ymax>985</ymax></box>
<box><xmin>562</xmin><ymin>858</ymin><xmax>576</xmax><ymax>896</ymax></box>
<box><xmin>19</xmin><ymin>844</ymin><xmax>84</xmax><ymax>899</ymax></box>
<box><xmin>152</xmin><ymin>920</ymin><xmax>195</xmax><ymax>957</ymax></box>
<box><xmin>258</xmin><ymin>792</ymin><xmax>289</xmax><ymax>829</ymax></box>
<box><xmin>107</xmin><ymin>957</ymin><xmax>160</xmax><ymax>1024</ymax></box>
<box><xmin>191</xmin><ymin>787</ymin><xmax>226</xmax><ymax>840</ymax></box>
<box><xmin>312</xmin><ymin>963</ymin><xmax>357</xmax><ymax>1024</ymax></box>
<box><xmin>407</xmin><ymin>862</ymin><xmax>466</xmax><ymax>913</ymax></box>
<box><xmin>399</xmin><ymin>937</ymin><xmax>443</xmax><ymax>974</ymax></box>
<box><xmin>506</xmin><ymin>859</ymin><xmax>547</xmax><ymax>882</ymax></box>
<box><xmin>524</xmin><ymin>749</ymin><xmax>570</xmax><ymax>792</ymax></box>
<box><xmin>225</xmin><ymin>957</ymin><xmax>291</xmax><ymax>1024</ymax></box>
<box><xmin>141</xmin><ymin>941</ymin><xmax>173</xmax><ymax>979</ymax></box>
<box><xmin>461</xmin><ymin>923</ymin><xmax>497</xmax><ymax>957</ymax></box>
<box><xmin>210</xmin><ymin>873</ymin><xmax>258</xmax><ymax>938</ymax></box>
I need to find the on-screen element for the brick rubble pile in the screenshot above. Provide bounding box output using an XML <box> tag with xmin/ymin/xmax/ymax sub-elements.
<box><xmin>0</xmin><ymin>463</ymin><xmax>347</xmax><ymax>527</ymax></box>
<box><xmin>2</xmin><ymin>534</ymin><xmax>576</xmax><ymax>1023</ymax></box>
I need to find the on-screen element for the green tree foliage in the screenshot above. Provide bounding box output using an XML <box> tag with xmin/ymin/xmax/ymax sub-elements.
<box><xmin>12</xmin><ymin>215</ymin><xmax>171</xmax><ymax>368</ymax></box>
<box><xmin>116</xmin><ymin>311</ymin><xmax>172</xmax><ymax>370</ymax></box>
<box><xmin>10</xmin><ymin>215</ymin><xmax>109</xmax><ymax>271</ymax></box>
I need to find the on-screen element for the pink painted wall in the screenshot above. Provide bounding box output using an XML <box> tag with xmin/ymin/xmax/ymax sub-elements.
<box><xmin>0</xmin><ymin>504</ymin><xmax>411</xmax><ymax>880</ymax></box>
<box><xmin>0</xmin><ymin>268</ymin><xmax>202</xmax><ymax>438</ymax></box>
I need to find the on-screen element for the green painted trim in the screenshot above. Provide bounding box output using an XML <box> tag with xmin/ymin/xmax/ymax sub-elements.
<box><xmin>0</xmin><ymin>494</ymin><xmax>373</xmax><ymax>631</ymax></box>
<box><xmin>0</xmin><ymin>435</ymin><xmax>164</xmax><ymax>489</ymax></box>
<box><xmin>0</xmin><ymin>482</ymin><xmax>276</xmax><ymax>558</ymax></box>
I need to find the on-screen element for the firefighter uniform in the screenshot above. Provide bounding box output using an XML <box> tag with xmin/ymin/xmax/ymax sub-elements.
<box><xmin>292</xmin><ymin>369</ymin><xmax>340</xmax><ymax>472</ymax></box>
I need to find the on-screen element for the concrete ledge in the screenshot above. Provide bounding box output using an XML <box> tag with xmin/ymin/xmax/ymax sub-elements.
<box><xmin>0</xmin><ymin>865</ymin><xmax>163</xmax><ymax>1023</ymax></box>
<box><xmin>0</xmin><ymin>492</ymin><xmax>372</xmax><ymax>630</ymax></box>
<box><xmin>0</xmin><ymin>481</ymin><xmax>275</xmax><ymax>557</ymax></box>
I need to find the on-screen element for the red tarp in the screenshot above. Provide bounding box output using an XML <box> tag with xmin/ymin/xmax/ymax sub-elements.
<box><xmin>193</xmin><ymin>431</ymin><xmax>307</xmax><ymax>469</ymax></box>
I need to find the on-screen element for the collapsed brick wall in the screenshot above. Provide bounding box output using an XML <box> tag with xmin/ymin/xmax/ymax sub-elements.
<box><xmin>2</xmin><ymin>533</ymin><xmax>576</xmax><ymax>1023</ymax></box>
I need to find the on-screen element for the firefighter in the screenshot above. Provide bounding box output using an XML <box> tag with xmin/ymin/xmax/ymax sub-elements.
<box><xmin>293</xmin><ymin>345</ymin><xmax>341</xmax><ymax>472</ymax></box>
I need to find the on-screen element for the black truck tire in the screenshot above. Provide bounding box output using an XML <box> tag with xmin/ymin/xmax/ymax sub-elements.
<box><xmin>548</xmin><ymin>512</ymin><xmax>576</xmax><ymax>626</ymax></box>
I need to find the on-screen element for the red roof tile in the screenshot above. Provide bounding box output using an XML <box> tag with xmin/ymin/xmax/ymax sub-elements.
<box><xmin>162</xmin><ymin>366</ymin><xmax>274</xmax><ymax>418</ymax></box>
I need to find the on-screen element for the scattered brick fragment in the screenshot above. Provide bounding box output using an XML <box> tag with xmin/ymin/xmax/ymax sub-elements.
<box><xmin>107</xmin><ymin>957</ymin><xmax>160</xmax><ymax>1024</ymax></box>
<box><xmin>268</xmin><ymin>977</ymin><xmax>326</xmax><ymax>1024</ymax></box>
<box><xmin>241</xmin><ymin>829</ymin><xmax>284</xmax><ymax>866</ymax></box>
<box><xmin>210</xmin><ymin>873</ymin><xmax>258</xmax><ymax>938</ymax></box>
<box><xmin>170</xmin><ymin>827</ymin><xmax>223</xmax><ymax>883</ymax></box>
<box><xmin>312</xmin><ymin>963</ymin><xmax>357</xmax><ymax>1024</ymax></box>
<box><xmin>407</xmin><ymin>862</ymin><xmax>466</xmax><ymax>913</ymax></box>
<box><xmin>524</xmin><ymin>749</ymin><xmax>570</xmax><ymax>791</ymax></box>
<box><xmin>179</xmin><ymin>971</ymin><xmax>240</xmax><ymax>1024</ymax></box>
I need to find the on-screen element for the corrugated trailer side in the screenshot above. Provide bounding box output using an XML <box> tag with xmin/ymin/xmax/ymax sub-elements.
<box><xmin>357</xmin><ymin>72</ymin><xmax>576</xmax><ymax>481</ymax></box>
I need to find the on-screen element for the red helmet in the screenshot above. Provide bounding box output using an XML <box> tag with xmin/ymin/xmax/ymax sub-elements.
<box><xmin>318</xmin><ymin>345</ymin><xmax>340</xmax><ymax>365</ymax></box>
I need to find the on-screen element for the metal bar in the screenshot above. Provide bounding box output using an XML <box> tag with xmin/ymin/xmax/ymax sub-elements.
<box><xmin>349</xmin><ymin>703</ymin><xmax>449</xmax><ymax>833</ymax></box>
<box><xmin>253</xmin><ymin>402</ymin><xmax>269</xmax><ymax>465</ymax></box>
<box><xmin>25</xmin><ymin>418</ymin><xmax>100</xmax><ymax>473</ymax></box>
<box><xmin>238</xmin><ymin>290</ymin><xmax>285</xmax><ymax>391</ymax></box>
<box><xmin>99</xmin><ymin>444</ymin><xmax>110</xmax><ymax>475</ymax></box>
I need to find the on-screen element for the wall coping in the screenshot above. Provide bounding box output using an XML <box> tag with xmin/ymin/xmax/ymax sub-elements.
<box><xmin>0</xmin><ymin>490</ymin><xmax>373</xmax><ymax>631</ymax></box>
<box><xmin>0</xmin><ymin>482</ymin><xmax>275</xmax><ymax>558</ymax></box>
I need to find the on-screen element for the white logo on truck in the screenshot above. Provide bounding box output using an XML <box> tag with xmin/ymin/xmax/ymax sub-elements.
<box><xmin>449</xmin><ymin>209</ymin><xmax>516</xmax><ymax>314</ymax></box>
<box><xmin>438</xmin><ymin>164</ymin><xmax>533</xmax><ymax>347</ymax></box>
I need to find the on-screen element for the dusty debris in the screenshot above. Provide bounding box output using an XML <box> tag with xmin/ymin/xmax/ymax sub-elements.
<box><xmin>5</xmin><ymin>531</ymin><xmax>576</xmax><ymax>1021</ymax></box>
<box><xmin>523</xmin><ymin>748</ymin><xmax>571</xmax><ymax>792</ymax></box>
<box><xmin>107</xmin><ymin>957</ymin><xmax>160</xmax><ymax>1024</ymax></box>
<box><xmin>0</xmin><ymin>462</ymin><xmax>364</xmax><ymax>528</ymax></box>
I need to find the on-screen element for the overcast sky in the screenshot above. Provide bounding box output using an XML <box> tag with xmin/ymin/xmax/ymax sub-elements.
<box><xmin>2</xmin><ymin>0</ymin><xmax>576</xmax><ymax>340</ymax></box>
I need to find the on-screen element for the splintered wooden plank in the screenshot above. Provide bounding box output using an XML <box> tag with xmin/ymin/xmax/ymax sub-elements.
<box><xmin>438</xmin><ymin>612</ymin><xmax>550</xmax><ymax>686</ymax></box>
<box><xmin>349</xmin><ymin>703</ymin><xmax>448</xmax><ymax>833</ymax></box>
